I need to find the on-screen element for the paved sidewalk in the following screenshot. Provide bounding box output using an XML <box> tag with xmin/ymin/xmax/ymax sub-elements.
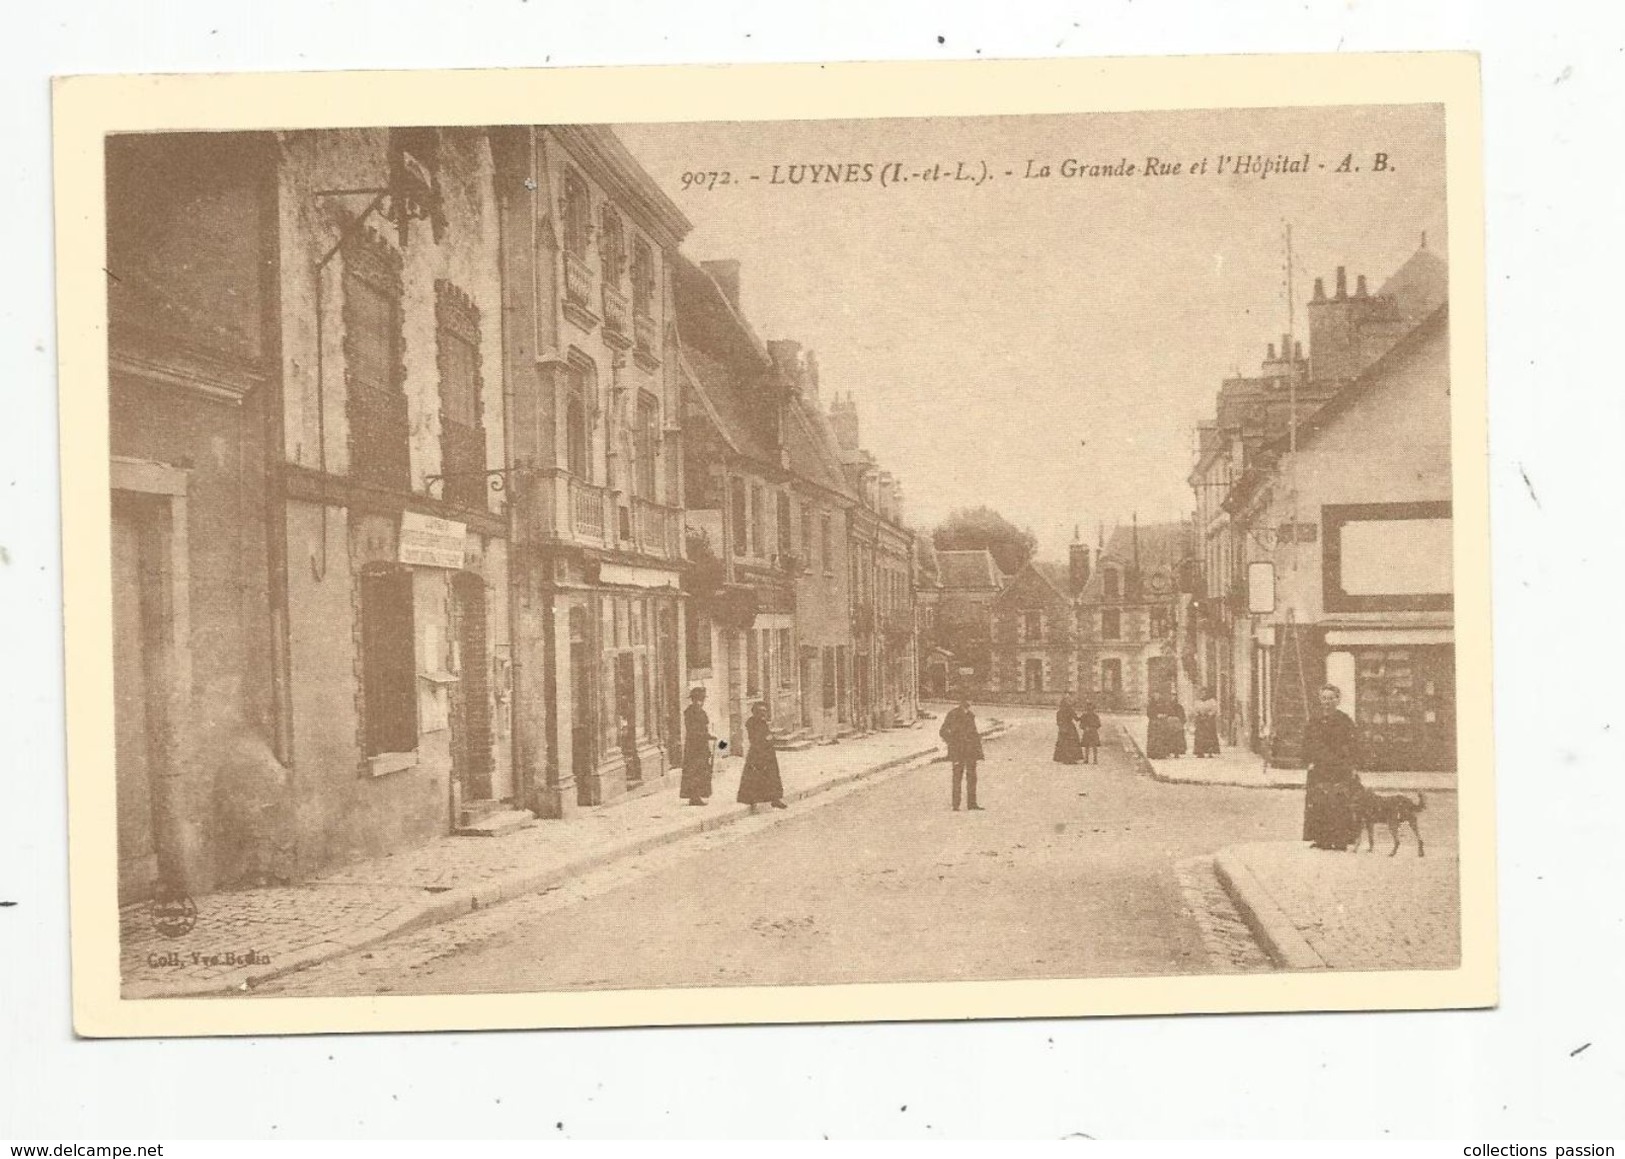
<box><xmin>1214</xmin><ymin>839</ymin><xmax>1460</xmax><ymax>970</ymax></box>
<box><xmin>119</xmin><ymin>717</ymin><xmax>1009</xmax><ymax>998</ymax></box>
<box><xmin>1107</xmin><ymin>714</ymin><xmax>1457</xmax><ymax>794</ymax></box>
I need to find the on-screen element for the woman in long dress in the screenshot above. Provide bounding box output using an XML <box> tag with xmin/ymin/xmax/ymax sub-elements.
<box><xmin>737</xmin><ymin>702</ymin><xmax>787</xmax><ymax>811</ymax></box>
<box><xmin>1053</xmin><ymin>696</ymin><xmax>1084</xmax><ymax>764</ymax></box>
<box><xmin>1078</xmin><ymin>701</ymin><xmax>1102</xmax><ymax>764</ymax></box>
<box><xmin>1192</xmin><ymin>693</ymin><xmax>1221</xmax><ymax>758</ymax></box>
<box><xmin>1145</xmin><ymin>696</ymin><xmax>1169</xmax><ymax>759</ymax></box>
<box><xmin>679</xmin><ymin>687</ymin><xmax>713</xmax><ymax>805</ymax></box>
<box><xmin>1302</xmin><ymin>684</ymin><xmax>1361</xmax><ymax>850</ymax></box>
<box><xmin>1168</xmin><ymin>699</ymin><xmax>1187</xmax><ymax>757</ymax></box>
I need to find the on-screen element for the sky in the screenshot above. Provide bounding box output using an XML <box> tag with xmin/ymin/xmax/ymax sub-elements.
<box><xmin>617</xmin><ymin>105</ymin><xmax>1447</xmax><ymax>560</ymax></box>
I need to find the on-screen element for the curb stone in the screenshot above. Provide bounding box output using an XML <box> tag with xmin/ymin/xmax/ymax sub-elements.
<box><xmin>1118</xmin><ymin>718</ymin><xmax>1455</xmax><ymax>794</ymax></box>
<box><xmin>1213</xmin><ymin>849</ymin><xmax>1329</xmax><ymax>970</ymax></box>
<box><xmin>133</xmin><ymin>719</ymin><xmax>1013</xmax><ymax>999</ymax></box>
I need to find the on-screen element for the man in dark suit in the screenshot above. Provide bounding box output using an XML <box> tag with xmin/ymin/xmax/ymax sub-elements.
<box><xmin>940</xmin><ymin>698</ymin><xmax>985</xmax><ymax>811</ymax></box>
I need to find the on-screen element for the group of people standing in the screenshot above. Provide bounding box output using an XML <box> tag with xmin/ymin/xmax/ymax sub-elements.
<box><xmin>1144</xmin><ymin>692</ymin><xmax>1221</xmax><ymax>760</ymax></box>
<box><xmin>680</xmin><ymin>688</ymin><xmax>788</xmax><ymax>812</ymax></box>
<box><xmin>1051</xmin><ymin>697</ymin><xmax>1102</xmax><ymax>765</ymax></box>
<box><xmin>681</xmin><ymin>678</ymin><xmax>1369</xmax><ymax>856</ymax></box>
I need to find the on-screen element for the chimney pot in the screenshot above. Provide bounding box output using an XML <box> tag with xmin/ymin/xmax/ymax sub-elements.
<box><xmin>1313</xmin><ymin>276</ymin><xmax>1326</xmax><ymax>302</ymax></box>
<box><xmin>1356</xmin><ymin>274</ymin><xmax>1368</xmax><ymax>298</ymax></box>
<box><xmin>1335</xmin><ymin>267</ymin><xmax>1348</xmax><ymax>299</ymax></box>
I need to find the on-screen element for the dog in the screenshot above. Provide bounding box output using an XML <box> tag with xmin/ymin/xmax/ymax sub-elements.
<box><xmin>1350</xmin><ymin>784</ymin><xmax>1426</xmax><ymax>857</ymax></box>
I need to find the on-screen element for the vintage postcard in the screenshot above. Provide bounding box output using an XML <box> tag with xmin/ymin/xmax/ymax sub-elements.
<box><xmin>55</xmin><ymin>53</ymin><xmax>1492</xmax><ymax>1037</ymax></box>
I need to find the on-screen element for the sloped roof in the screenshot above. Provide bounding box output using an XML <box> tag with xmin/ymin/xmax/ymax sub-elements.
<box><xmin>935</xmin><ymin>549</ymin><xmax>1002</xmax><ymax>591</ymax></box>
<box><xmin>1033</xmin><ymin>560</ymin><xmax>1072</xmax><ymax>595</ymax></box>
<box><xmin>1377</xmin><ymin>241</ymin><xmax>1448</xmax><ymax>327</ymax></box>
<box><xmin>915</xmin><ymin>540</ymin><xmax>942</xmax><ymax>587</ymax></box>
<box><xmin>1077</xmin><ymin>522</ymin><xmax>1194</xmax><ymax>601</ymax></box>
<box><xmin>994</xmin><ymin>560</ymin><xmax>1072</xmax><ymax>607</ymax></box>
<box><xmin>1222</xmin><ymin>305</ymin><xmax>1448</xmax><ymax>518</ymax></box>
<box><xmin>674</xmin><ymin>256</ymin><xmax>780</xmax><ymax>467</ymax></box>
<box><xmin>1281</xmin><ymin>303</ymin><xmax>1449</xmax><ymax>456</ymax></box>
<box><xmin>786</xmin><ymin>393</ymin><xmax>858</xmax><ymax>501</ymax></box>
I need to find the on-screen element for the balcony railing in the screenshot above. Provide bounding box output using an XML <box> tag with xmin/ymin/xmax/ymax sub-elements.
<box><xmin>527</xmin><ymin>472</ymin><xmax>684</xmax><ymax>562</ymax></box>
<box><xmin>635</xmin><ymin>496</ymin><xmax>684</xmax><ymax>559</ymax></box>
<box><xmin>602</xmin><ymin>283</ymin><xmax>632</xmax><ymax>349</ymax></box>
<box><xmin>562</xmin><ymin>252</ymin><xmax>597</xmax><ymax>328</ymax></box>
<box><xmin>633</xmin><ymin>312</ymin><xmax>660</xmax><ymax>368</ymax></box>
<box><xmin>569</xmin><ymin>476</ymin><xmax>609</xmax><ymax>541</ymax></box>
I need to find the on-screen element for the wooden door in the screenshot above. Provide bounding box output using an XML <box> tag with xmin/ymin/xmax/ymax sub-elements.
<box><xmin>113</xmin><ymin>496</ymin><xmax>161</xmax><ymax>904</ymax></box>
<box><xmin>449</xmin><ymin>573</ymin><xmax>494</xmax><ymax>802</ymax></box>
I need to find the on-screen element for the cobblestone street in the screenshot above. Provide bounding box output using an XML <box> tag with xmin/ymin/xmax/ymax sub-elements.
<box><xmin>255</xmin><ymin>708</ymin><xmax>1319</xmax><ymax>997</ymax></box>
<box><xmin>1218</xmin><ymin>836</ymin><xmax>1461</xmax><ymax>970</ymax></box>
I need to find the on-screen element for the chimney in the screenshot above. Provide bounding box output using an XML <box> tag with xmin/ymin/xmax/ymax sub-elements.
<box><xmin>1069</xmin><ymin>542</ymin><xmax>1093</xmax><ymax>593</ymax></box>
<box><xmin>1294</xmin><ymin>340</ymin><xmax>1303</xmax><ymax>361</ymax></box>
<box><xmin>1335</xmin><ymin>266</ymin><xmax>1348</xmax><ymax>300</ymax></box>
<box><xmin>829</xmin><ymin>392</ymin><xmax>860</xmax><ymax>453</ymax></box>
<box><xmin>1312</xmin><ymin>276</ymin><xmax>1326</xmax><ymax>301</ymax></box>
<box><xmin>1266</xmin><ymin>342</ymin><xmax>1276</xmax><ymax>361</ymax></box>
<box><xmin>701</xmin><ymin>259</ymin><xmax>741</xmax><ymax>311</ymax></box>
<box><xmin>766</xmin><ymin>339</ymin><xmax>803</xmax><ymax>389</ymax></box>
<box><xmin>804</xmin><ymin>351</ymin><xmax>821</xmax><ymax>402</ymax></box>
<box><xmin>1356</xmin><ymin>273</ymin><xmax>1368</xmax><ymax>298</ymax></box>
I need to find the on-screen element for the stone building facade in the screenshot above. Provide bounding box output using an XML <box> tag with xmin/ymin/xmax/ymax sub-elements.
<box><xmin>1223</xmin><ymin>305</ymin><xmax>1454</xmax><ymax>771</ymax></box>
<box><xmin>106</xmin><ymin>132</ymin><xmax>283</xmax><ymax>901</ymax></box>
<box><xmin>275</xmin><ymin>127</ymin><xmax>516</xmax><ymax>859</ymax></box>
<box><xmin>492</xmin><ymin>125</ymin><xmax>691</xmax><ymax>814</ymax></box>
<box><xmin>673</xmin><ymin>255</ymin><xmax>801</xmax><ymax>758</ymax></box>
<box><xmin>107</xmin><ymin>126</ymin><xmax>522</xmax><ymax>902</ymax></box>
<box><xmin>988</xmin><ymin>562</ymin><xmax>1078</xmax><ymax>702</ymax></box>
<box><xmin>1187</xmin><ymin>239</ymin><xmax>1449</xmax><ymax>766</ymax></box>
<box><xmin>830</xmin><ymin>394</ymin><xmax>919</xmax><ymax>731</ymax></box>
<box><xmin>1074</xmin><ymin>523</ymin><xmax>1196</xmax><ymax>713</ymax></box>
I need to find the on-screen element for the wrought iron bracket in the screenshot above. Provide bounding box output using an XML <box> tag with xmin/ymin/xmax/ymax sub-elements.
<box><xmin>423</xmin><ymin>467</ymin><xmax>512</xmax><ymax>498</ymax></box>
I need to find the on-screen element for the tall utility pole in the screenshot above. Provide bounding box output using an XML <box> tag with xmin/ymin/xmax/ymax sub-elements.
<box><xmin>1285</xmin><ymin>221</ymin><xmax>1298</xmax><ymax>455</ymax></box>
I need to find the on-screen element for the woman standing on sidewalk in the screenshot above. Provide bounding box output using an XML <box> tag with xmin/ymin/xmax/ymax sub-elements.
<box><xmin>680</xmin><ymin>686</ymin><xmax>714</xmax><ymax>806</ymax></box>
<box><xmin>1302</xmin><ymin>683</ymin><xmax>1361</xmax><ymax>850</ymax></box>
<box><xmin>737</xmin><ymin>701</ymin><xmax>788</xmax><ymax>812</ymax></box>
<box><xmin>1192</xmin><ymin>692</ymin><xmax>1221</xmax><ymax>758</ymax></box>
<box><xmin>1052</xmin><ymin>696</ymin><xmax>1084</xmax><ymax>764</ymax></box>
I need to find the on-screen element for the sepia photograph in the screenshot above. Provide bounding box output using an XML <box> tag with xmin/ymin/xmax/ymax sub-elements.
<box><xmin>55</xmin><ymin>55</ymin><xmax>1493</xmax><ymax>1037</ymax></box>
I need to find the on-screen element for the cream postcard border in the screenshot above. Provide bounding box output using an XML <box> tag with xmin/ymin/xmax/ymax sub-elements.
<box><xmin>53</xmin><ymin>52</ymin><xmax>1493</xmax><ymax>1038</ymax></box>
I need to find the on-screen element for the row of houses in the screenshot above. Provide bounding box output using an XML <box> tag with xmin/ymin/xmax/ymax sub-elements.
<box><xmin>916</xmin><ymin>524</ymin><xmax>1193</xmax><ymax>713</ymax></box>
<box><xmin>913</xmin><ymin>238</ymin><xmax>1454</xmax><ymax>778</ymax></box>
<box><xmin>1184</xmin><ymin>240</ymin><xmax>1454</xmax><ymax>772</ymax></box>
<box><xmin>108</xmin><ymin>125</ymin><xmax>916</xmax><ymax>905</ymax></box>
